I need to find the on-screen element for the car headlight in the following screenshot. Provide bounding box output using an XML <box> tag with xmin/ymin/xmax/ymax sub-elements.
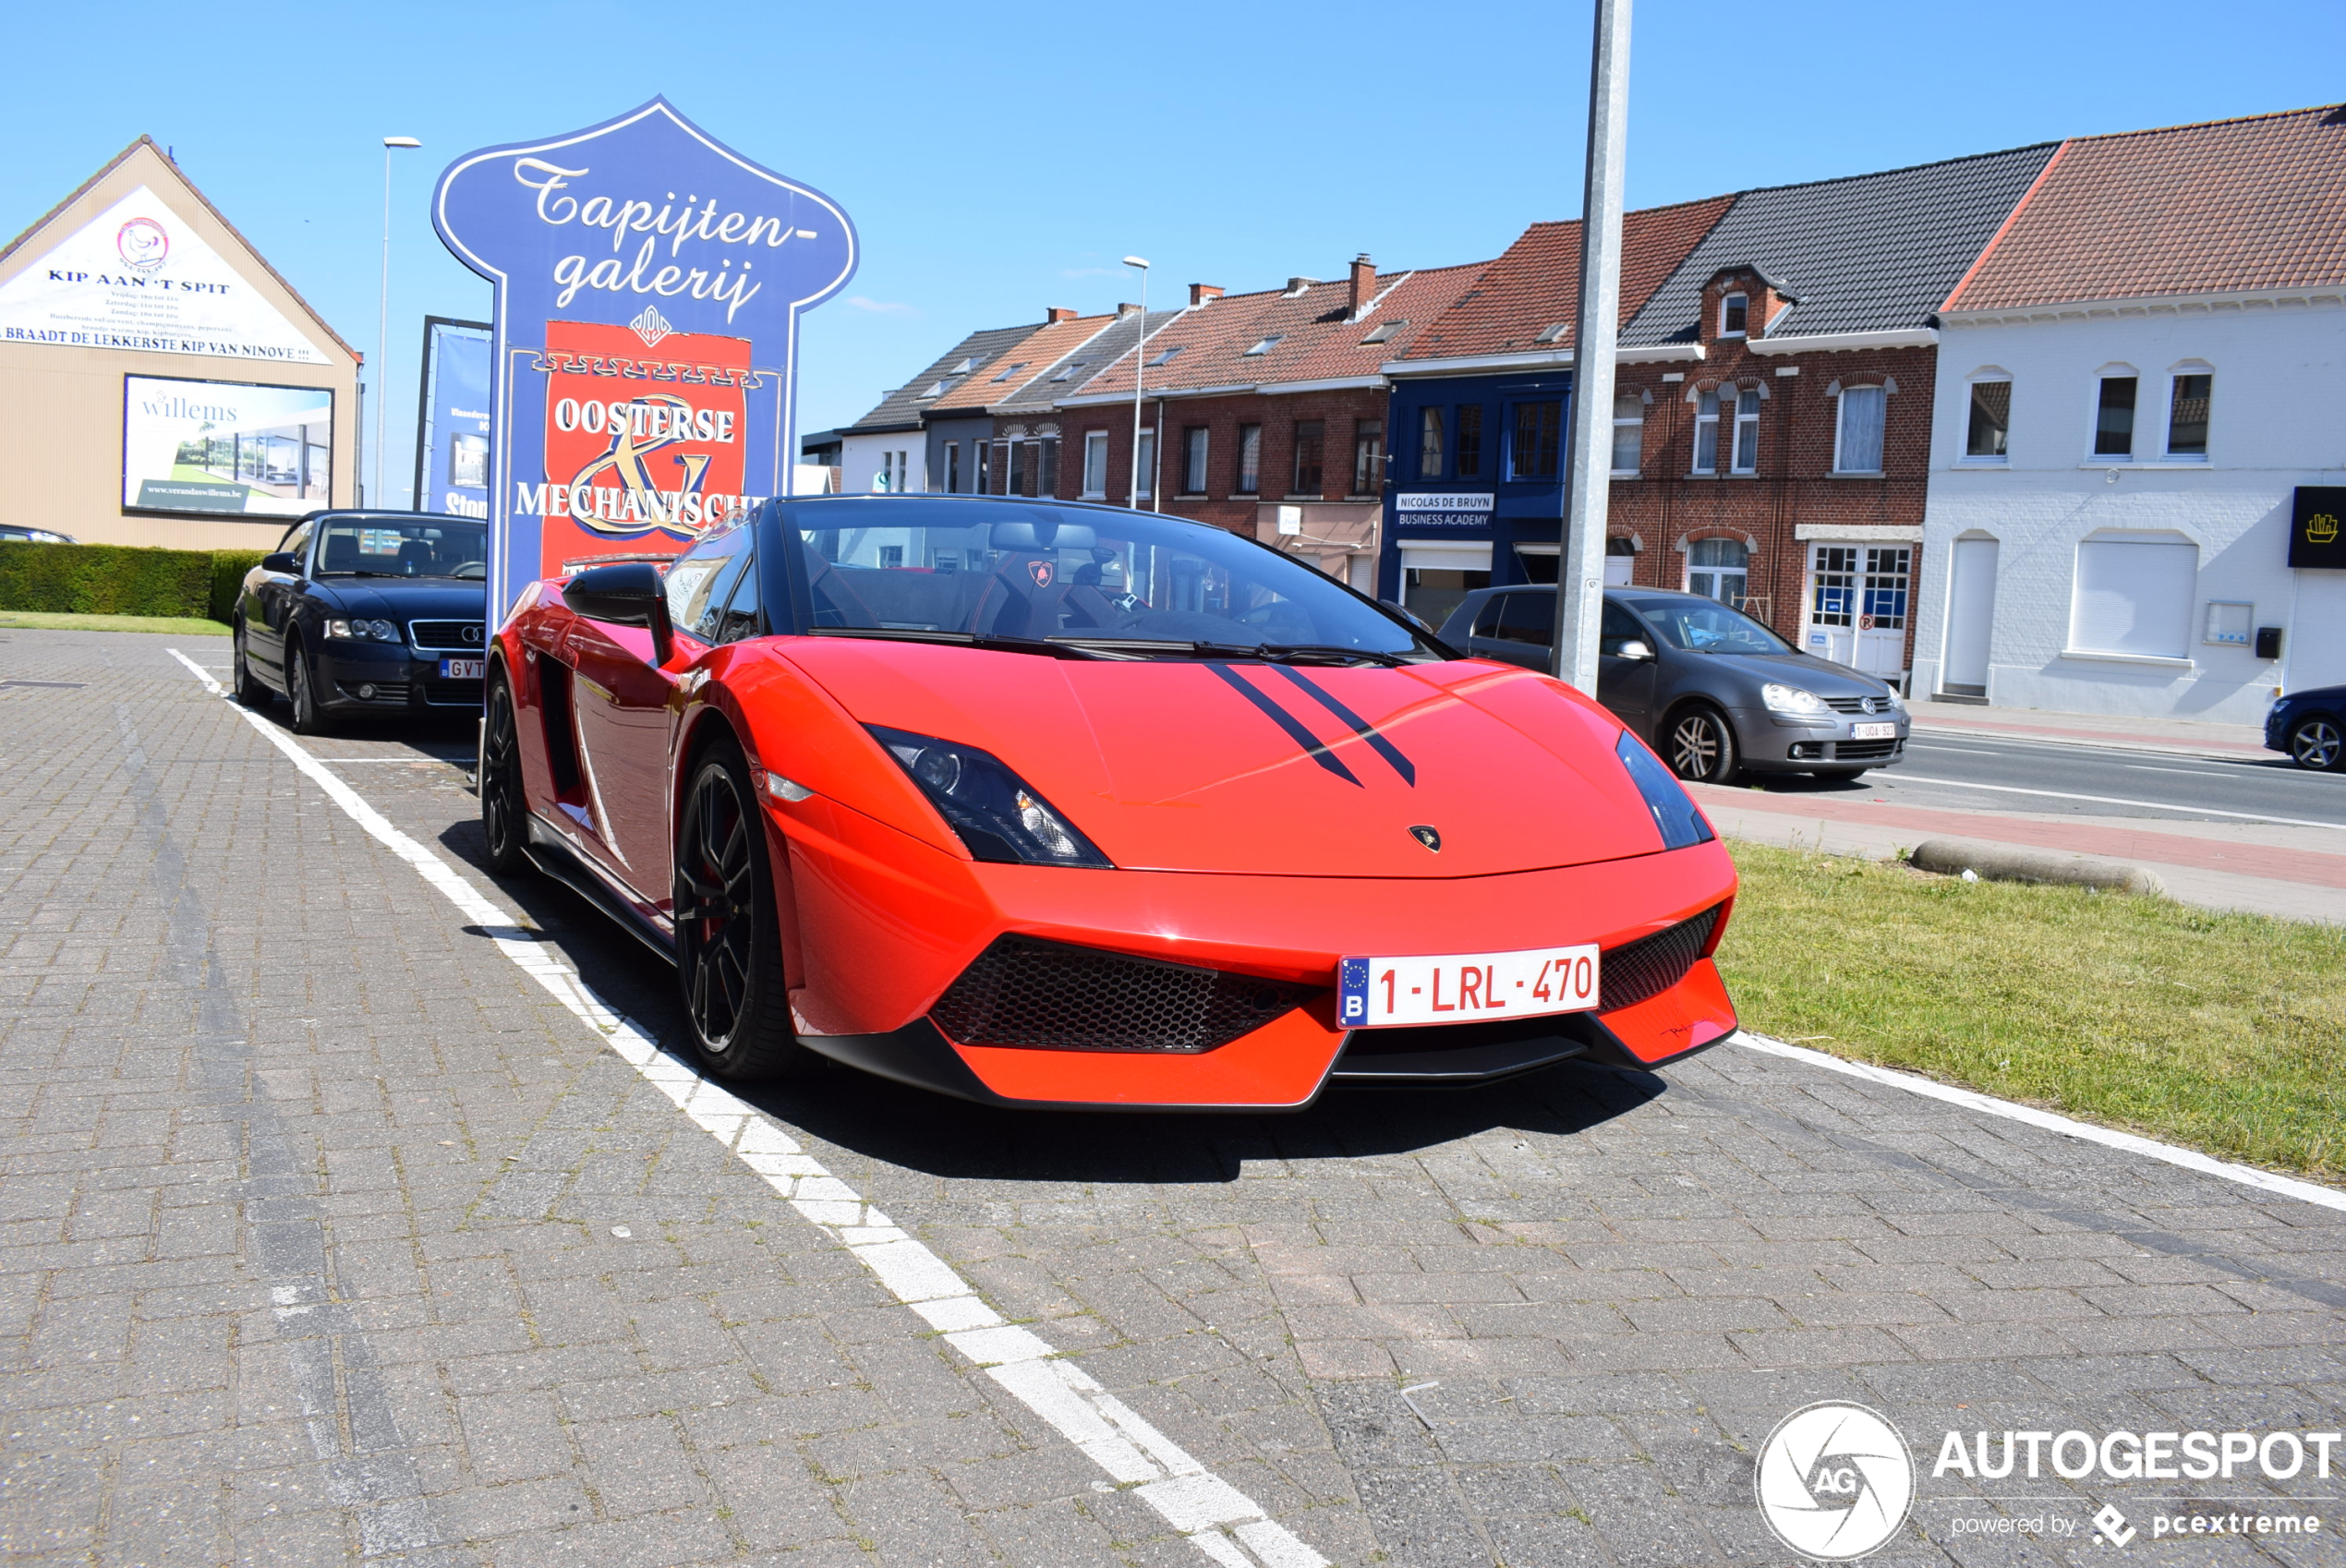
<box><xmin>325</xmin><ymin>618</ymin><xmax>401</xmax><ymax>643</ymax></box>
<box><xmin>866</xmin><ymin>726</ymin><xmax>1112</xmax><ymax>868</ymax></box>
<box><xmin>1615</xmin><ymin>730</ymin><xmax>1714</xmax><ymax>850</ymax></box>
<box><xmin>1880</xmin><ymin>684</ymin><xmax>1905</xmax><ymax>711</ymax></box>
<box><xmin>1761</xmin><ymin>681</ymin><xmax>1828</xmax><ymax>715</ymax></box>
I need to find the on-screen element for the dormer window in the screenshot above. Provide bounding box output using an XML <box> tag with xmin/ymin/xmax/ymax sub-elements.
<box><xmin>1047</xmin><ymin>360</ymin><xmax>1087</xmax><ymax>382</ymax></box>
<box><xmin>1360</xmin><ymin>320</ymin><xmax>1408</xmax><ymax>344</ymax></box>
<box><xmin>950</xmin><ymin>357</ymin><xmax>977</xmax><ymax>374</ymax></box>
<box><xmin>923</xmin><ymin>378</ymin><xmax>960</xmax><ymax>398</ymax></box>
<box><xmin>1244</xmin><ymin>335</ymin><xmax>1285</xmax><ymax>357</ymax></box>
<box><xmin>988</xmin><ymin>361</ymin><xmax>1030</xmax><ymax>383</ymax></box>
<box><xmin>1535</xmin><ymin>323</ymin><xmax>1569</xmax><ymax>344</ymax></box>
<box><xmin>1720</xmin><ymin>292</ymin><xmax>1749</xmax><ymax>338</ymax></box>
<box><xmin>1145</xmin><ymin>346</ymin><xmax>1183</xmax><ymax>367</ymax></box>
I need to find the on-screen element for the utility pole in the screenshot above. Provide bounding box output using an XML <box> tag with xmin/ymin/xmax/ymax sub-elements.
<box><xmin>1122</xmin><ymin>256</ymin><xmax>1150</xmax><ymax>508</ymax></box>
<box><xmin>1552</xmin><ymin>0</ymin><xmax>1630</xmax><ymax>692</ymax></box>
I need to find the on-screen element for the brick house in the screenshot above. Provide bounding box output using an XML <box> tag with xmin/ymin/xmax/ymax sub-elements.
<box><xmin>835</xmin><ymin>320</ymin><xmax>1049</xmax><ymax>495</ymax></box>
<box><xmin>919</xmin><ymin>307</ymin><xmax>1112</xmax><ymax>499</ymax></box>
<box><xmin>1051</xmin><ymin>259</ymin><xmax>1484</xmax><ymax>591</ymax></box>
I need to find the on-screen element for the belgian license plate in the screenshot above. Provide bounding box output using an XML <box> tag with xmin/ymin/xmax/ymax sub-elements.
<box><xmin>1851</xmin><ymin>721</ymin><xmax>1897</xmax><ymax>740</ymax></box>
<box><xmin>1339</xmin><ymin>944</ymin><xmax>1600</xmax><ymax>1029</ymax></box>
<box><xmin>439</xmin><ymin>657</ymin><xmax>484</xmax><ymax>680</ymax></box>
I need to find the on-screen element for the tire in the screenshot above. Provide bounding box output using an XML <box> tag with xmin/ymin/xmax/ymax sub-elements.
<box><xmin>285</xmin><ymin>637</ymin><xmax>328</xmax><ymax>735</ymax></box>
<box><xmin>231</xmin><ymin>620</ymin><xmax>272</xmax><ymax>707</ymax></box>
<box><xmin>480</xmin><ymin>669</ymin><xmax>529</xmax><ymax>874</ymax></box>
<box><xmin>673</xmin><ymin>740</ymin><xmax>812</xmax><ymax>1080</ymax></box>
<box><xmin>2291</xmin><ymin>716</ymin><xmax>2344</xmax><ymax>771</ymax></box>
<box><xmin>1664</xmin><ymin>706</ymin><xmax>1739</xmax><ymax>785</ymax></box>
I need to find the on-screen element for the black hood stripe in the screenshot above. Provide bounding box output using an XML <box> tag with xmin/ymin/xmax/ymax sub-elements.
<box><xmin>1203</xmin><ymin>663</ymin><xmax>1361</xmax><ymax>786</ymax></box>
<box><xmin>1267</xmin><ymin>665</ymin><xmax>1416</xmax><ymax>786</ymax></box>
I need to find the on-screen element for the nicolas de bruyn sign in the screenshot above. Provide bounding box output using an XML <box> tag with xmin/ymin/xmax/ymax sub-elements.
<box><xmin>433</xmin><ymin>99</ymin><xmax>857</xmax><ymax>616</ymax></box>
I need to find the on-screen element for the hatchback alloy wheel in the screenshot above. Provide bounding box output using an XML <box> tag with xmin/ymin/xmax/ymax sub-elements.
<box><xmin>1666</xmin><ymin>706</ymin><xmax>1737</xmax><ymax>785</ymax></box>
<box><xmin>2292</xmin><ymin>717</ymin><xmax>2344</xmax><ymax>771</ymax></box>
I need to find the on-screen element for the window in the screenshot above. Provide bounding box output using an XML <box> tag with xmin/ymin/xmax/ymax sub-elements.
<box><xmin>945</xmin><ymin>442</ymin><xmax>961</xmax><ymax>492</ymax></box>
<box><xmin>1008</xmin><ymin>440</ymin><xmax>1025</xmax><ymax>497</ymax></box>
<box><xmin>1360</xmin><ymin>320</ymin><xmax>1408</xmax><ymax>344</ymax></box>
<box><xmin>1237</xmin><ymin>425</ymin><xmax>1262</xmax><ymax>493</ymax></box>
<box><xmin>1418</xmin><ymin>408</ymin><xmax>1444</xmax><ymax>478</ymax></box>
<box><xmin>1244</xmin><ymin>335</ymin><xmax>1284</xmax><ymax>356</ymax></box>
<box><xmin>1456</xmin><ymin>405</ymin><xmax>1483</xmax><ymax>477</ymax></box>
<box><xmin>1835</xmin><ymin>385</ymin><xmax>1886</xmax><ymax>473</ymax></box>
<box><xmin>1732</xmin><ymin>387</ymin><xmax>1760</xmax><ymax>474</ymax></box>
<box><xmin>1048</xmin><ymin>360</ymin><xmax>1087</xmax><ymax>383</ymax></box>
<box><xmin>2167</xmin><ymin>373</ymin><xmax>2211</xmax><ymax>458</ymax></box>
<box><xmin>1039</xmin><ymin>438</ymin><xmax>1058</xmax><ymax>498</ymax></box>
<box><xmin>2094</xmin><ymin>376</ymin><xmax>2138</xmax><ymax>458</ymax></box>
<box><xmin>1145</xmin><ymin>346</ymin><xmax>1183</xmax><ymax>367</ymax></box>
<box><xmin>976</xmin><ymin>441</ymin><xmax>993</xmax><ymax>494</ymax></box>
<box><xmin>1721</xmin><ymin>292</ymin><xmax>1748</xmax><ymax>337</ymax></box>
<box><xmin>1082</xmin><ymin>431</ymin><xmax>1107</xmax><ymax>498</ymax></box>
<box><xmin>1965</xmin><ymin>380</ymin><xmax>2010</xmax><ymax>459</ymax></box>
<box><xmin>1811</xmin><ymin>546</ymin><xmax>1856</xmax><ymax>627</ymax></box>
<box><xmin>1486</xmin><ymin>591</ymin><xmax>1554</xmax><ymax>645</ymax></box>
<box><xmin>1864</xmin><ymin>548</ymin><xmax>1911</xmax><ymax>632</ymax></box>
<box><xmin>1511</xmin><ymin>401</ymin><xmax>1561</xmax><ymax>478</ymax></box>
<box><xmin>1134</xmin><ymin>432</ymin><xmax>1155</xmax><ymax>501</ymax></box>
<box><xmin>1352</xmin><ymin>420</ymin><xmax>1385</xmax><ymax>495</ymax></box>
<box><xmin>2070</xmin><ymin>537</ymin><xmax>2195</xmax><ymax>659</ymax></box>
<box><xmin>1687</xmin><ymin>537</ymin><xmax>1748</xmax><ymax>609</ymax></box>
<box><xmin>1182</xmin><ymin>427</ymin><xmax>1209</xmax><ymax>494</ymax></box>
<box><xmin>1610</xmin><ymin>394</ymin><xmax>1643</xmax><ymax>474</ymax></box>
<box><xmin>877</xmin><ymin>544</ymin><xmax>903</xmax><ymax>571</ymax></box>
<box><xmin>988</xmin><ymin>361</ymin><xmax>1029</xmax><ymax>383</ymax></box>
<box><xmin>1291</xmin><ymin>420</ymin><xmax>1324</xmax><ymax>496</ymax></box>
<box><xmin>1693</xmin><ymin>389</ymin><xmax>1721</xmax><ymax>473</ymax></box>
<box><xmin>1604</xmin><ymin>536</ymin><xmax>1637</xmax><ymax>586</ymax></box>
<box><xmin>1599</xmin><ymin>599</ymin><xmax>1647</xmax><ymax>656</ymax></box>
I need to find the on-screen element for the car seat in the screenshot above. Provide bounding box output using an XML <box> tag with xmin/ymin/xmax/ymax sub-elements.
<box><xmin>320</xmin><ymin>533</ymin><xmax>363</xmax><ymax>573</ymax></box>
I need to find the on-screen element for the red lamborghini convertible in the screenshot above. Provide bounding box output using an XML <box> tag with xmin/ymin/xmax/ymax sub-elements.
<box><xmin>479</xmin><ymin>494</ymin><xmax>1738</xmax><ymax>1109</ymax></box>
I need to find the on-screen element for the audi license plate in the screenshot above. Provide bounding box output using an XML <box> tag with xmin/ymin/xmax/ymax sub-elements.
<box><xmin>439</xmin><ymin>657</ymin><xmax>485</xmax><ymax>680</ymax></box>
<box><xmin>1850</xmin><ymin>721</ymin><xmax>1897</xmax><ymax>741</ymax></box>
<box><xmin>1339</xmin><ymin>944</ymin><xmax>1600</xmax><ymax>1029</ymax></box>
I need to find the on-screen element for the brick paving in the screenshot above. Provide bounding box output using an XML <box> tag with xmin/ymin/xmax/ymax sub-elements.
<box><xmin>2</xmin><ymin>626</ymin><xmax>2342</xmax><ymax>1566</ymax></box>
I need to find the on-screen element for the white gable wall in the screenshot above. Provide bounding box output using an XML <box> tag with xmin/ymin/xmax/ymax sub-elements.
<box><xmin>1911</xmin><ymin>295</ymin><xmax>2346</xmax><ymax>723</ymax></box>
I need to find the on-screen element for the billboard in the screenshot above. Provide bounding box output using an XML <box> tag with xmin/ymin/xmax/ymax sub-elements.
<box><xmin>121</xmin><ymin>375</ymin><xmax>333</xmax><ymax>516</ymax></box>
<box><xmin>413</xmin><ymin>317</ymin><xmax>491</xmax><ymax>518</ymax></box>
<box><xmin>432</xmin><ymin>99</ymin><xmax>857</xmax><ymax>619</ymax></box>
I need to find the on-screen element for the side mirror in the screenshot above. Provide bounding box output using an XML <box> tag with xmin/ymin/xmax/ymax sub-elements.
<box><xmin>261</xmin><ymin>551</ymin><xmax>300</xmax><ymax>574</ymax></box>
<box><xmin>563</xmin><ymin>561</ymin><xmax>674</xmax><ymax>664</ymax></box>
<box><xmin>1617</xmin><ymin>639</ymin><xmax>1655</xmax><ymax>662</ymax></box>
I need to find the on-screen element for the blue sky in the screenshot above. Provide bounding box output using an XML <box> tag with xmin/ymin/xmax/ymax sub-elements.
<box><xmin>4</xmin><ymin>0</ymin><xmax>2340</xmax><ymax>502</ymax></box>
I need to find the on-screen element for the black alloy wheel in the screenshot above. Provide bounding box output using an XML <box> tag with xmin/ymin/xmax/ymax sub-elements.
<box><xmin>480</xmin><ymin>671</ymin><xmax>528</xmax><ymax>874</ymax></box>
<box><xmin>285</xmin><ymin>638</ymin><xmax>327</xmax><ymax>735</ymax></box>
<box><xmin>1666</xmin><ymin>706</ymin><xmax>1739</xmax><ymax>785</ymax></box>
<box><xmin>231</xmin><ymin>620</ymin><xmax>272</xmax><ymax>707</ymax></box>
<box><xmin>673</xmin><ymin>741</ymin><xmax>811</xmax><ymax>1080</ymax></box>
<box><xmin>2291</xmin><ymin>716</ymin><xmax>2344</xmax><ymax>772</ymax></box>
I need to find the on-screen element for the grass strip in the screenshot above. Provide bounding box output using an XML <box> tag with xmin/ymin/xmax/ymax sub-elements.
<box><xmin>1714</xmin><ymin>841</ymin><xmax>2346</xmax><ymax>1184</ymax></box>
<box><xmin>0</xmin><ymin>610</ymin><xmax>232</xmax><ymax>636</ymax></box>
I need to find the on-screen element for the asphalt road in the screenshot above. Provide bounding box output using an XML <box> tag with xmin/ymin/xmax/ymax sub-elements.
<box><xmin>4</xmin><ymin>627</ymin><xmax>2343</xmax><ymax>1568</ymax></box>
<box><xmin>1745</xmin><ymin>730</ymin><xmax>2346</xmax><ymax>830</ymax></box>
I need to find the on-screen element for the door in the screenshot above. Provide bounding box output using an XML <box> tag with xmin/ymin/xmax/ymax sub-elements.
<box><xmin>1597</xmin><ymin>598</ymin><xmax>1658</xmax><ymax>731</ymax></box>
<box><xmin>1463</xmin><ymin>590</ymin><xmax>1552</xmax><ymax>670</ymax></box>
<box><xmin>1942</xmin><ymin>536</ymin><xmax>2000</xmax><ymax>695</ymax></box>
<box><xmin>248</xmin><ymin>519</ymin><xmax>314</xmax><ymax>682</ymax></box>
<box><xmin>1805</xmin><ymin>544</ymin><xmax>1910</xmax><ymax>680</ymax></box>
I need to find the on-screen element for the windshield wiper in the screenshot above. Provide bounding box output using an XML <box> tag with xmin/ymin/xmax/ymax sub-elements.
<box><xmin>803</xmin><ymin>626</ymin><xmax>1106</xmax><ymax>659</ymax></box>
<box><xmin>1254</xmin><ymin>643</ymin><xmax>1417</xmax><ymax>667</ymax></box>
<box><xmin>1043</xmin><ymin>636</ymin><xmax>1417</xmax><ymax>667</ymax></box>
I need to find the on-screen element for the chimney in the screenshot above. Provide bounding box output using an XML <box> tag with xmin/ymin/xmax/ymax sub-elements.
<box><xmin>1349</xmin><ymin>254</ymin><xmax>1375</xmax><ymax>317</ymax></box>
<box><xmin>1285</xmin><ymin>277</ymin><xmax>1316</xmax><ymax>297</ymax></box>
<box><xmin>1189</xmin><ymin>283</ymin><xmax>1225</xmax><ymax>307</ymax></box>
<box><xmin>1117</xmin><ymin>302</ymin><xmax>1142</xmax><ymax>318</ymax></box>
<box><xmin>1046</xmin><ymin>307</ymin><xmax>1077</xmax><ymax>323</ymax></box>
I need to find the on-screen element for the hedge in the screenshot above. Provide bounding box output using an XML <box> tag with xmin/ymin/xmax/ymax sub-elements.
<box><xmin>0</xmin><ymin>542</ymin><xmax>266</xmax><ymax>623</ymax></box>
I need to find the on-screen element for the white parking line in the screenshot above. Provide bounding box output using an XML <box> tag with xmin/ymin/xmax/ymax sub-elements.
<box><xmin>1891</xmin><ymin>773</ymin><xmax>2346</xmax><ymax>831</ymax></box>
<box><xmin>1732</xmin><ymin>1031</ymin><xmax>2346</xmax><ymax>1214</ymax></box>
<box><xmin>163</xmin><ymin>648</ymin><xmax>1326</xmax><ymax>1568</ymax></box>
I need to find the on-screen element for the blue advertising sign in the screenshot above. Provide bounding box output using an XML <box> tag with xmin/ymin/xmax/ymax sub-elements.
<box><xmin>432</xmin><ymin>99</ymin><xmax>856</xmax><ymax>618</ymax></box>
<box><xmin>412</xmin><ymin>316</ymin><xmax>491</xmax><ymax>519</ymax></box>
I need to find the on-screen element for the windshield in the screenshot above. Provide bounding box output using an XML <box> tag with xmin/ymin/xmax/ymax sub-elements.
<box><xmin>1626</xmin><ymin>595</ymin><xmax>1794</xmax><ymax>656</ymax></box>
<box><xmin>314</xmin><ymin>516</ymin><xmax>487</xmax><ymax>580</ymax></box>
<box><xmin>775</xmin><ymin>498</ymin><xmax>1434</xmax><ymax>660</ymax></box>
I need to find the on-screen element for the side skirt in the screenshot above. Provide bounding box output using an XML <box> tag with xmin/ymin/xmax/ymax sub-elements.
<box><xmin>522</xmin><ymin>814</ymin><xmax>677</xmax><ymax>966</ymax></box>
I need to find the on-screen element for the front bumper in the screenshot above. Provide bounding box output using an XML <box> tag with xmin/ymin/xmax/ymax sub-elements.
<box><xmin>769</xmin><ymin>790</ymin><xmax>1738</xmax><ymax>1109</ymax></box>
<box><xmin>1735</xmin><ymin>706</ymin><xmax>1911</xmax><ymax>771</ymax></box>
<box><xmin>314</xmin><ymin>642</ymin><xmax>486</xmax><ymax>714</ymax></box>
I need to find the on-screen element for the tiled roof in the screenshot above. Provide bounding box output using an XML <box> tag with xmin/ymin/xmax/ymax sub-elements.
<box><xmin>1944</xmin><ymin>104</ymin><xmax>2346</xmax><ymax>311</ymax></box>
<box><xmin>842</xmin><ymin>322</ymin><xmax>1046</xmax><ymax>433</ymax></box>
<box><xmin>925</xmin><ymin>314</ymin><xmax>1116</xmax><ymax>414</ymax></box>
<box><xmin>1624</xmin><ymin>144</ymin><xmax>2057</xmax><ymax>345</ymax></box>
<box><xmin>1059</xmin><ymin>263</ymin><xmax>1492</xmax><ymax>400</ymax></box>
<box><xmin>1038</xmin><ymin>308</ymin><xmax>1192</xmax><ymax>400</ymax></box>
<box><xmin>1402</xmin><ymin>197</ymin><xmax>1733</xmax><ymax>361</ymax></box>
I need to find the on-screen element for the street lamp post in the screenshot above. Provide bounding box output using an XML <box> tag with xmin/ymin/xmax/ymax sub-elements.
<box><xmin>1122</xmin><ymin>256</ymin><xmax>1149</xmax><ymax>509</ymax></box>
<box><xmin>377</xmin><ymin>136</ymin><xmax>422</xmax><ymax>510</ymax></box>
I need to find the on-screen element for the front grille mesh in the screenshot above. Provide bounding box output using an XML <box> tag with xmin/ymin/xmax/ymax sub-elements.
<box><xmin>1823</xmin><ymin>694</ymin><xmax>1884</xmax><ymax>714</ymax></box>
<box><xmin>932</xmin><ymin>935</ymin><xmax>1316</xmax><ymax>1054</ymax></box>
<box><xmin>1601</xmin><ymin>905</ymin><xmax>1721</xmax><ymax>1013</ymax></box>
<box><xmin>409</xmin><ymin>620</ymin><xmax>485</xmax><ymax>650</ymax></box>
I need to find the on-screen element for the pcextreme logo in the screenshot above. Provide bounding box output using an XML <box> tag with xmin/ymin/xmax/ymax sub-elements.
<box><xmin>1756</xmin><ymin>1402</ymin><xmax>1916</xmax><ymax>1561</ymax></box>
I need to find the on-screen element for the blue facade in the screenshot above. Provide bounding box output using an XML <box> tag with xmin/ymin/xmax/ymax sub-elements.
<box><xmin>1378</xmin><ymin>369</ymin><xmax>1574</xmax><ymax>628</ymax></box>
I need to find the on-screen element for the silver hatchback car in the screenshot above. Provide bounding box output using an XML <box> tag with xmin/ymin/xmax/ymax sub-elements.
<box><xmin>1438</xmin><ymin>585</ymin><xmax>1910</xmax><ymax>783</ymax></box>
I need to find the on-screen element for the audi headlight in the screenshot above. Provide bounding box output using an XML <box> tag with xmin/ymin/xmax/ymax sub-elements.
<box><xmin>1616</xmin><ymin>730</ymin><xmax>1714</xmax><ymax>850</ymax></box>
<box><xmin>866</xmin><ymin>726</ymin><xmax>1111</xmax><ymax>868</ymax></box>
<box><xmin>1761</xmin><ymin>681</ymin><xmax>1827</xmax><ymax>715</ymax></box>
<box><xmin>325</xmin><ymin>618</ymin><xmax>401</xmax><ymax>643</ymax></box>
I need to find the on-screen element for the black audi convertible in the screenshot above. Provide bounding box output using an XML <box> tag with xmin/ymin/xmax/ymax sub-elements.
<box><xmin>231</xmin><ymin>511</ymin><xmax>489</xmax><ymax>731</ymax></box>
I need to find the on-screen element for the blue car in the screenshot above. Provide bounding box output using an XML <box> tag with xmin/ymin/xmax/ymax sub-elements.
<box><xmin>2267</xmin><ymin>684</ymin><xmax>2345</xmax><ymax>771</ymax></box>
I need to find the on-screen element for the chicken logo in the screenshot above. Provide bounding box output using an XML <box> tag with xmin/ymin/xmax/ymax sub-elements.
<box><xmin>116</xmin><ymin>217</ymin><xmax>169</xmax><ymax>273</ymax></box>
